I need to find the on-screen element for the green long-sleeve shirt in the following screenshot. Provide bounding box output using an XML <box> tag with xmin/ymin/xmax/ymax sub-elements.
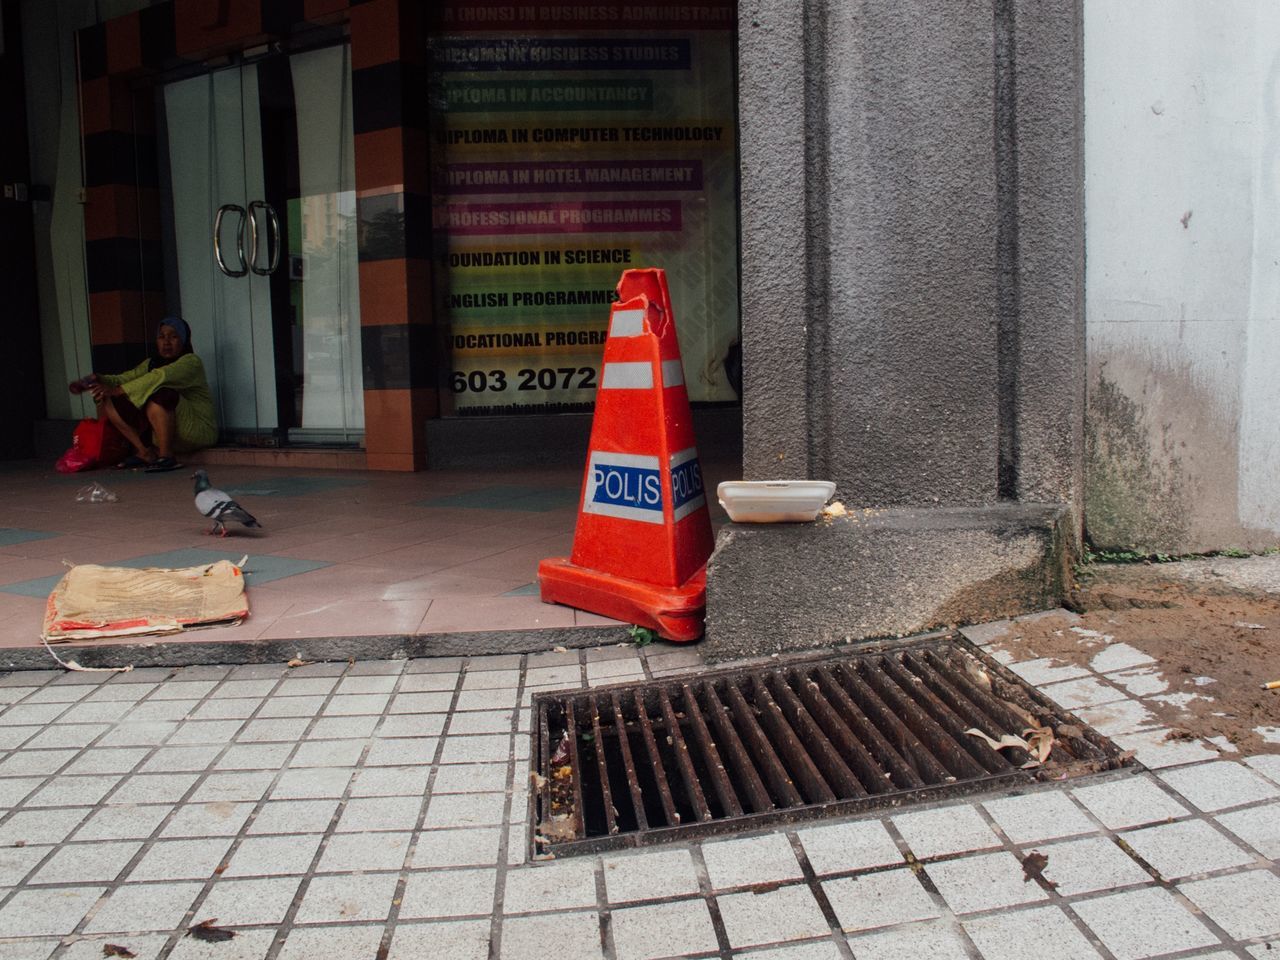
<box><xmin>100</xmin><ymin>354</ymin><xmax>218</xmax><ymax>452</ymax></box>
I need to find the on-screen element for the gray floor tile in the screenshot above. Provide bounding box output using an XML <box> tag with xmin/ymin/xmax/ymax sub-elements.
<box><xmin>169</xmin><ymin>720</ymin><xmax>245</xmax><ymax>745</ymax></box>
<box><xmin>32</xmin><ymin>839</ymin><xmax>141</xmax><ymax>883</ymax></box>
<box><xmin>323</xmin><ymin>693</ymin><xmax>391</xmax><ymax>716</ymax></box>
<box><xmin>27</xmin><ymin>774</ymin><xmax>121</xmax><ymax>807</ymax></box>
<box><xmin>400</xmin><ymin>866</ymin><xmax>497</xmax><ymax>918</ymax></box>
<box><xmin>335</xmin><ymin>795</ymin><xmax>422</xmax><ymax>832</ymax></box>
<box><xmin>412</xmin><ymin>827</ymin><xmax>502</xmax><ymax>868</ymax></box>
<box><xmin>603</xmin><ymin>848</ymin><xmax>700</xmax><ymax>902</ymax></box>
<box><xmin>610</xmin><ymin>899</ymin><xmax>717</xmax><ymax>960</ymax></box>
<box><xmin>236</xmin><ymin>718</ymin><xmax>309</xmax><ymax>743</ymax></box>
<box><xmin>306</xmin><ymin>716</ymin><xmax>379</xmax><ymax>739</ymax></box>
<box><xmin>59</xmin><ymin>934</ymin><xmax>168</xmax><ymax>960</ymax></box>
<box><xmin>717</xmin><ymin>883</ymin><xmax>831</xmax><ymax>948</ymax></box>
<box><xmin>702</xmin><ymin>832</ymin><xmax>804</xmax><ymax>889</ymax></box>
<box><xmin>455</xmin><ymin>690</ymin><xmax>520</xmax><ymax>711</ymax></box>
<box><xmin>500</xmin><ymin>910</ymin><xmax>600</xmax><ymax>960</ymax></box>
<box><xmin>1035</xmin><ymin>835</ymin><xmax>1153</xmax><ymax>895</ymax></box>
<box><xmin>399</xmin><ymin>672</ymin><xmax>462</xmax><ymax>692</ymax></box>
<box><xmin>448</xmin><ymin>711</ymin><xmax>515</xmax><ymax>735</ymax></box>
<box><xmin>822</xmin><ymin>868</ymin><xmax>940</xmax><ymax>933</ymax></box>
<box><xmin>1072</xmin><ymin>774</ymin><xmax>1191</xmax><ymax>829</ymax></box>
<box><xmin>1070</xmin><ymin>887</ymin><xmax>1220</xmax><ymax>959</ymax></box>
<box><xmin>425</xmin><ymin>792</ymin><xmax>507</xmax><ymax>828</ymax></box>
<box><xmin>846</xmin><ymin>919</ymin><xmax>970</xmax><ymax>960</ymax></box>
<box><xmin>214</xmin><ymin>743</ymin><xmax>294</xmax><ymax>771</ymax></box>
<box><xmin>140</xmin><ymin>744</ymin><xmax>223</xmax><ymax>773</ymax></box>
<box><xmin>127</xmin><ymin>836</ymin><xmax>234</xmax><ymax>881</ymax></box>
<box><xmin>0</xmin><ymin>806</ymin><xmax>91</xmax><ymax>845</ymax></box>
<box><xmin>73</xmin><ymin>804</ymin><xmax>172</xmax><ymax>841</ymax></box>
<box><xmin>108</xmin><ymin>772</ymin><xmax>200</xmax><ymax>805</ymax></box>
<box><xmin>26</xmin><ymin>725</ymin><xmax>106</xmax><ymax>749</ymax></box>
<box><xmin>124</xmin><ymin>700</ymin><xmax>200</xmax><ymax>723</ymax></box>
<box><xmin>288</xmin><ymin>739</ymin><xmax>366</xmax><ymax>768</ymax></box>
<box><xmin>1111</xmin><ymin>729</ymin><xmax>1219</xmax><ymax>769</ymax></box>
<box><xmin>66</xmin><ymin>747</ymin><xmax>149</xmax><ymax>775</ymax></box>
<box><xmin>294</xmin><ymin>872</ymin><xmax>399</xmax><ymax>923</ymax></box>
<box><xmin>151</xmin><ymin>680</ymin><xmax>219</xmax><ymax>701</ymax></box>
<box><xmin>796</xmin><ymin>819</ymin><xmax>903</xmax><ymax>876</ymax></box>
<box><xmin>1159</xmin><ymin>761</ymin><xmax>1280</xmax><ymax>812</ymax></box>
<box><xmin>255</xmin><ymin>695</ymin><xmax>326</xmax><ymax>718</ymax></box>
<box><xmin>277</xmin><ymin>924</ymin><xmax>385</xmax><ymax>960</ymax></box>
<box><xmin>1179</xmin><ymin>870</ymin><xmax>1280</xmax><ymax>941</ymax></box>
<box><xmin>190</xmin><ymin>770</ymin><xmax>276</xmax><ymax>804</ymax></box>
<box><xmin>273</xmin><ymin>678</ymin><xmax>338</xmax><ymax>697</ymax></box>
<box><xmin>0</xmin><ymin>777</ymin><xmax>43</xmax><ymax>806</ymax></box>
<box><xmin>431</xmin><ymin>763</ymin><xmax>507</xmax><ymax>794</ymax></box>
<box><xmin>376</xmin><ymin>714</ymin><xmax>447</xmax><ymax>739</ymax></box>
<box><xmin>0</xmin><ymin>748</ymin><xmax>77</xmax><ymax>776</ymax></box>
<box><xmin>387</xmin><ymin>919</ymin><xmax>490</xmax><ymax>960</ymax></box>
<box><xmin>166</xmin><ymin>927</ymin><xmax>276</xmax><ymax>959</ymax></box>
<box><xmin>364</xmin><ymin>738</ymin><xmax>438</xmax><ymax>767</ymax></box>
<box><xmin>223</xmin><ymin>834</ymin><xmax>323</xmax><ymax>877</ymax></box>
<box><xmin>162</xmin><ymin>801</ymin><xmax>256</xmax><ymax>838</ymax></box>
<box><xmin>964</xmin><ymin>905</ymin><xmax>1103</xmax><ymax>960</ymax></box>
<box><xmin>982</xmin><ymin>790</ymin><xmax>1098</xmax><ymax>844</ymax></box>
<box><xmin>0</xmin><ymin>886</ymin><xmax>104</xmax><ymax>936</ymax></box>
<box><xmin>0</xmin><ymin>843</ymin><xmax>49</xmax><ymax>885</ymax></box>
<box><xmin>317</xmin><ymin>831</ymin><xmax>411</xmax><ymax>872</ymax></box>
<box><xmin>270</xmin><ymin>767</ymin><xmax>354</xmax><ymax>800</ymax></box>
<box><xmin>83</xmin><ymin>882</ymin><xmax>199</xmax><ymax>933</ymax></box>
<box><xmin>209</xmin><ymin>679</ymin><xmax>278</xmax><ymax>699</ymax></box>
<box><xmin>196</xmin><ymin>875</ymin><xmax>303</xmax><ymax>926</ymax></box>
<box><xmin>335</xmin><ymin>675</ymin><xmax>399</xmax><ymax>695</ymax></box>
<box><xmin>391</xmin><ymin>692</ymin><xmax>455</xmax><ymax>714</ymax></box>
<box><xmin>98</xmin><ymin>722</ymin><xmax>178</xmax><ymax>747</ymax></box>
<box><xmin>502</xmin><ymin>858</ymin><xmax>597</xmax><ymax>914</ymax></box>
<box><xmin>348</xmin><ymin>766</ymin><xmax>430</xmax><ymax>797</ymax></box>
<box><xmin>1121</xmin><ymin>819</ymin><xmax>1255</xmax><ymax>879</ymax></box>
<box><xmin>1216</xmin><ymin>801</ymin><xmax>1280</xmax><ymax>858</ymax></box>
<box><xmin>440</xmin><ymin>735</ymin><xmax>512</xmax><ymax>764</ymax></box>
<box><xmin>247</xmin><ymin>799</ymin><xmax>339</xmax><ymax>835</ymax></box>
<box><xmin>892</xmin><ymin>803</ymin><xmax>1001</xmax><ymax>859</ymax></box>
<box><xmin>191</xmin><ymin>698</ymin><xmax>262</xmax><ymax>721</ymax></box>
<box><xmin>925</xmin><ymin>850</ymin><xmax>1050</xmax><ymax>914</ymax></box>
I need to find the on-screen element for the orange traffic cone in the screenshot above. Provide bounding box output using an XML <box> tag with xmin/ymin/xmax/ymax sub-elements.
<box><xmin>538</xmin><ymin>268</ymin><xmax>715</xmax><ymax>642</ymax></box>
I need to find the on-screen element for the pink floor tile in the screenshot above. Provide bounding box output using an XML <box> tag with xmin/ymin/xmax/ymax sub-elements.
<box><xmin>418</xmin><ymin>595</ymin><xmax>576</xmax><ymax>633</ymax></box>
<box><xmin>380</xmin><ymin>571</ymin><xmax>530</xmax><ymax>601</ymax></box>
<box><xmin>260</xmin><ymin>599</ymin><xmax>432</xmax><ymax>639</ymax></box>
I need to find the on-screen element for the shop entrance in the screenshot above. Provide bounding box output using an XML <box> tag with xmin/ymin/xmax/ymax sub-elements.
<box><xmin>162</xmin><ymin>43</ymin><xmax>364</xmax><ymax>447</ymax></box>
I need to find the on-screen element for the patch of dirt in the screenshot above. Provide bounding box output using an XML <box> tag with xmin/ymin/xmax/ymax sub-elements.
<box><xmin>990</xmin><ymin>563</ymin><xmax>1280</xmax><ymax>756</ymax></box>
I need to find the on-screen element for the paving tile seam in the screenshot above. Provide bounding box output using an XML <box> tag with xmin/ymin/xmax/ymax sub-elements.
<box><xmin>781</xmin><ymin>831</ymin><xmax>864</xmax><ymax>960</ymax></box>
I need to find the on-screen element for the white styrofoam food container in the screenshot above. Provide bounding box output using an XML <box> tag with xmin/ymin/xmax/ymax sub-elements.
<box><xmin>716</xmin><ymin>480</ymin><xmax>837</xmax><ymax>523</ymax></box>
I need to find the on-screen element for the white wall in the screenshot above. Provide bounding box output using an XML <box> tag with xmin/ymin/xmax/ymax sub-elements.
<box><xmin>1084</xmin><ymin>0</ymin><xmax>1280</xmax><ymax>551</ymax></box>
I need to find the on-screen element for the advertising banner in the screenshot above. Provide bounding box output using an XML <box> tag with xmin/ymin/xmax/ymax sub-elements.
<box><xmin>429</xmin><ymin>1</ymin><xmax>740</xmax><ymax>415</ymax></box>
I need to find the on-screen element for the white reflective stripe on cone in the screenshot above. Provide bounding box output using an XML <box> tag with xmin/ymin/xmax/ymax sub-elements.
<box><xmin>602</xmin><ymin>362</ymin><xmax>654</xmax><ymax>389</ymax></box>
<box><xmin>609</xmin><ymin>309</ymin><xmax>646</xmax><ymax>338</ymax></box>
<box><xmin>661</xmin><ymin>359</ymin><xmax>684</xmax><ymax>388</ymax></box>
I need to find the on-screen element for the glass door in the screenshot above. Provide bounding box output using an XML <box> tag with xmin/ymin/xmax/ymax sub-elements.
<box><xmin>163</xmin><ymin>43</ymin><xmax>363</xmax><ymax>445</ymax></box>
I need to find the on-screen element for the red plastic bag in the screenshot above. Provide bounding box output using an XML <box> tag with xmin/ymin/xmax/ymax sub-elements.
<box><xmin>55</xmin><ymin>418</ymin><xmax>129</xmax><ymax>473</ymax></box>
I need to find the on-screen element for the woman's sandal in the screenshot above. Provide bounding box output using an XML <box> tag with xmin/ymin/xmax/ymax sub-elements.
<box><xmin>144</xmin><ymin>456</ymin><xmax>182</xmax><ymax>473</ymax></box>
<box><xmin>115</xmin><ymin>454</ymin><xmax>152</xmax><ymax>469</ymax></box>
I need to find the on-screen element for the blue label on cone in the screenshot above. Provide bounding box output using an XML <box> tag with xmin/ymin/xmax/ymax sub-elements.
<box><xmin>583</xmin><ymin>451</ymin><xmax>665</xmax><ymax>524</ymax></box>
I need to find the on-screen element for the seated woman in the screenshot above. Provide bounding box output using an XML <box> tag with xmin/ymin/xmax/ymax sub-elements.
<box><xmin>69</xmin><ymin>316</ymin><xmax>218</xmax><ymax>473</ymax></box>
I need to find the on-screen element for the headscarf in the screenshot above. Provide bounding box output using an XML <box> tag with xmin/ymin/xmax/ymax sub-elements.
<box><xmin>150</xmin><ymin>316</ymin><xmax>194</xmax><ymax>370</ymax></box>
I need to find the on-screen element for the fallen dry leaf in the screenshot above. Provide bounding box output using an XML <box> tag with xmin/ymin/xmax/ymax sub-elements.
<box><xmin>286</xmin><ymin>658</ymin><xmax>311</xmax><ymax>668</ymax></box>
<box><xmin>965</xmin><ymin>727</ymin><xmax>1030</xmax><ymax>753</ymax></box>
<box><xmin>529</xmin><ymin>771</ymin><xmax>547</xmax><ymax>791</ymax></box>
<box><xmin>187</xmin><ymin>919</ymin><xmax>236</xmax><ymax>942</ymax></box>
<box><xmin>1023</xmin><ymin>725</ymin><xmax>1056</xmax><ymax>764</ymax></box>
<box><xmin>103</xmin><ymin>946</ymin><xmax>137</xmax><ymax>959</ymax></box>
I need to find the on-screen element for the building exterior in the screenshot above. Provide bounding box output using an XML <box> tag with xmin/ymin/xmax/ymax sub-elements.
<box><xmin>7</xmin><ymin>0</ymin><xmax>1278</xmax><ymax>651</ymax></box>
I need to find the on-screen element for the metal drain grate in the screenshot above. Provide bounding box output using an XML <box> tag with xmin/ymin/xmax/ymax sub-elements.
<box><xmin>530</xmin><ymin>634</ymin><xmax>1135</xmax><ymax>857</ymax></box>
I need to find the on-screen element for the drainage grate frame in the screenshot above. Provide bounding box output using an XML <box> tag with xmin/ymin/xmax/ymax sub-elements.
<box><xmin>530</xmin><ymin>633</ymin><xmax>1137</xmax><ymax>858</ymax></box>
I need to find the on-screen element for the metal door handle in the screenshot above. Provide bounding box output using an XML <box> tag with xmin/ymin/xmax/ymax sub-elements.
<box><xmin>248</xmin><ymin>200</ymin><xmax>282</xmax><ymax>276</ymax></box>
<box><xmin>213</xmin><ymin>204</ymin><xmax>248</xmax><ymax>277</ymax></box>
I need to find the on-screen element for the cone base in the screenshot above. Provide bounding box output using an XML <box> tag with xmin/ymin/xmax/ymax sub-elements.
<box><xmin>537</xmin><ymin>557</ymin><xmax>706</xmax><ymax>643</ymax></box>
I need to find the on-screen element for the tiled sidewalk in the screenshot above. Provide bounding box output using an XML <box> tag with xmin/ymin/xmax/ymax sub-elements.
<box><xmin>0</xmin><ymin>631</ymin><xmax>1275</xmax><ymax>959</ymax></box>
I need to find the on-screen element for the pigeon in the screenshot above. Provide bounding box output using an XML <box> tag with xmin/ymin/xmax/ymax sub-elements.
<box><xmin>192</xmin><ymin>469</ymin><xmax>262</xmax><ymax>537</ymax></box>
